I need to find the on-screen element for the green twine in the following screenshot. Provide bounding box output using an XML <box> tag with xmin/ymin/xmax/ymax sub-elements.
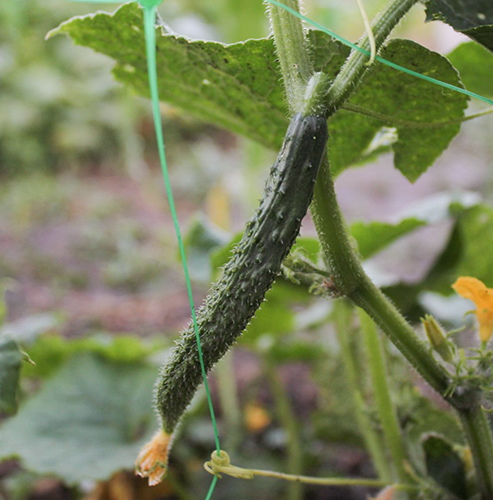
<box><xmin>143</xmin><ymin>4</ymin><xmax>222</xmax><ymax>498</ymax></box>
<box><xmin>265</xmin><ymin>0</ymin><xmax>493</xmax><ymax>107</ymax></box>
<box><xmin>141</xmin><ymin>5</ymin><xmax>221</xmax><ymax>455</ymax></box>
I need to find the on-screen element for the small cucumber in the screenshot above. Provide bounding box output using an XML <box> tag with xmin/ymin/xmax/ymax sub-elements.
<box><xmin>156</xmin><ymin>111</ymin><xmax>328</xmax><ymax>434</ymax></box>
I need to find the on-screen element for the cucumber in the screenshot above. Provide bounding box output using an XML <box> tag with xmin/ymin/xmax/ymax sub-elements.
<box><xmin>156</xmin><ymin>111</ymin><xmax>328</xmax><ymax>434</ymax></box>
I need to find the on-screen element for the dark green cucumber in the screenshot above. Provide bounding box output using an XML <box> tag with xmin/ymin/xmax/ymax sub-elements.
<box><xmin>156</xmin><ymin>111</ymin><xmax>328</xmax><ymax>434</ymax></box>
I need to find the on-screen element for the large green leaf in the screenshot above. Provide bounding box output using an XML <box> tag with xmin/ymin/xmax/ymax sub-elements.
<box><xmin>0</xmin><ymin>354</ymin><xmax>157</xmax><ymax>484</ymax></box>
<box><xmin>423</xmin><ymin>0</ymin><xmax>493</xmax><ymax>52</ymax></box>
<box><xmin>0</xmin><ymin>335</ymin><xmax>23</xmax><ymax>415</ymax></box>
<box><xmin>448</xmin><ymin>42</ymin><xmax>493</xmax><ymax>97</ymax></box>
<box><xmin>51</xmin><ymin>4</ymin><xmax>467</xmax><ymax>181</ymax></box>
<box><xmin>333</xmin><ymin>39</ymin><xmax>468</xmax><ymax>181</ymax></box>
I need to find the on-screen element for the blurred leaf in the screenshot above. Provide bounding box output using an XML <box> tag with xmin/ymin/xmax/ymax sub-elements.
<box><xmin>424</xmin><ymin>0</ymin><xmax>493</xmax><ymax>52</ymax></box>
<box><xmin>23</xmin><ymin>334</ymin><xmax>164</xmax><ymax>378</ymax></box>
<box><xmin>52</xmin><ymin>5</ymin><xmax>467</xmax><ymax>179</ymax></box>
<box><xmin>383</xmin><ymin>201</ymin><xmax>493</xmax><ymax>321</ymax></box>
<box><xmin>332</xmin><ymin>39</ymin><xmax>468</xmax><ymax>181</ymax></box>
<box><xmin>0</xmin><ymin>313</ymin><xmax>61</xmax><ymax>344</ymax></box>
<box><xmin>423</xmin><ymin>434</ymin><xmax>468</xmax><ymax>499</ymax></box>
<box><xmin>241</xmin><ymin>286</ymin><xmax>296</xmax><ymax>343</ymax></box>
<box><xmin>351</xmin><ymin>191</ymin><xmax>480</xmax><ymax>260</ymax></box>
<box><xmin>184</xmin><ymin>215</ymin><xmax>230</xmax><ymax>282</ymax></box>
<box><xmin>266</xmin><ymin>337</ymin><xmax>326</xmax><ymax>363</ymax></box>
<box><xmin>0</xmin><ymin>335</ymin><xmax>23</xmax><ymax>415</ymax></box>
<box><xmin>351</xmin><ymin>219</ymin><xmax>425</xmax><ymax>260</ymax></box>
<box><xmin>448</xmin><ymin>42</ymin><xmax>493</xmax><ymax>96</ymax></box>
<box><xmin>210</xmin><ymin>232</ymin><xmax>242</xmax><ymax>273</ymax></box>
<box><xmin>0</xmin><ymin>354</ymin><xmax>156</xmax><ymax>484</ymax></box>
<box><xmin>290</xmin><ymin>237</ymin><xmax>321</xmax><ymax>264</ymax></box>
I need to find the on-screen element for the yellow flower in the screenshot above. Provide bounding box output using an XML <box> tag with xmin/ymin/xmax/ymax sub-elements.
<box><xmin>135</xmin><ymin>430</ymin><xmax>172</xmax><ymax>486</ymax></box>
<box><xmin>244</xmin><ymin>402</ymin><xmax>271</xmax><ymax>433</ymax></box>
<box><xmin>452</xmin><ymin>277</ymin><xmax>493</xmax><ymax>342</ymax></box>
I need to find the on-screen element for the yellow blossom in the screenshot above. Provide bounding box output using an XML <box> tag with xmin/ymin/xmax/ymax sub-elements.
<box><xmin>452</xmin><ymin>277</ymin><xmax>493</xmax><ymax>342</ymax></box>
<box><xmin>244</xmin><ymin>402</ymin><xmax>271</xmax><ymax>433</ymax></box>
<box><xmin>135</xmin><ymin>430</ymin><xmax>172</xmax><ymax>486</ymax></box>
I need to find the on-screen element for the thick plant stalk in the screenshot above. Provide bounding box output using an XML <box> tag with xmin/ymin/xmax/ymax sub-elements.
<box><xmin>266</xmin><ymin>0</ymin><xmax>313</xmax><ymax>113</ymax></box>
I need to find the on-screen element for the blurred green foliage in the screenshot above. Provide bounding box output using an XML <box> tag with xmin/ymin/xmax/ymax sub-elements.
<box><xmin>0</xmin><ymin>0</ymin><xmax>146</xmax><ymax>175</ymax></box>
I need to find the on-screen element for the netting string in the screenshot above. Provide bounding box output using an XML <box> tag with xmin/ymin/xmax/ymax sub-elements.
<box><xmin>142</xmin><ymin>5</ymin><xmax>221</xmax><ymax>453</ymax></box>
<box><xmin>264</xmin><ymin>0</ymin><xmax>493</xmax><ymax>107</ymax></box>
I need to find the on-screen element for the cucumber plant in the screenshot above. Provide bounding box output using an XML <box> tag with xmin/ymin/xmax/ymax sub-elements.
<box><xmin>4</xmin><ymin>0</ymin><xmax>493</xmax><ymax>499</ymax></box>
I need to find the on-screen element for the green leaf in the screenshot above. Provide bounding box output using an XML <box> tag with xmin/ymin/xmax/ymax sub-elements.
<box><xmin>448</xmin><ymin>42</ymin><xmax>493</xmax><ymax>97</ymax></box>
<box><xmin>351</xmin><ymin>219</ymin><xmax>426</xmax><ymax>260</ymax></box>
<box><xmin>424</xmin><ymin>0</ymin><xmax>493</xmax><ymax>52</ymax></box>
<box><xmin>290</xmin><ymin>237</ymin><xmax>321</xmax><ymax>264</ymax></box>
<box><xmin>423</xmin><ymin>434</ymin><xmax>468</xmax><ymax>499</ymax></box>
<box><xmin>0</xmin><ymin>354</ymin><xmax>157</xmax><ymax>484</ymax></box>
<box><xmin>23</xmin><ymin>334</ymin><xmax>164</xmax><ymax>378</ymax></box>
<box><xmin>48</xmin><ymin>3</ymin><xmax>290</xmax><ymax>150</ymax></box>
<box><xmin>350</xmin><ymin>191</ymin><xmax>479</xmax><ymax>260</ymax></box>
<box><xmin>51</xmin><ymin>5</ymin><xmax>467</xmax><ymax>179</ymax></box>
<box><xmin>241</xmin><ymin>287</ymin><xmax>295</xmax><ymax>343</ymax></box>
<box><xmin>183</xmin><ymin>215</ymin><xmax>230</xmax><ymax>283</ymax></box>
<box><xmin>0</xmin><ymin>335</ymin><xmax>23</xmax><ymax>415</ymax></box>
<box><xmin>334</xmin><ymin>39</ymin><xmax>468</xmax><ymax>181</ymax></box>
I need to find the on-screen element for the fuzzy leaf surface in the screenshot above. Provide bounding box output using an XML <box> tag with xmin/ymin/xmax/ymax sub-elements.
<box><xmin>52</xmin><ymin>4</ymin><xmax>466</xmax><ymax>180</ymax></box>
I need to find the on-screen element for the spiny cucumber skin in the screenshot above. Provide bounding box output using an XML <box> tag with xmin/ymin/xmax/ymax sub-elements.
<box><xmin>156</xmin><ymin>113</ymin><xmax>328</xmax><ymax>434</ymax></box>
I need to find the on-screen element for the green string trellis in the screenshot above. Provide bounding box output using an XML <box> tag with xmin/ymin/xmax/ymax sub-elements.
<box><xmin>63</xmin><ymin>1</ymin><xmax>493</xmax><ymax>499</ymax></box>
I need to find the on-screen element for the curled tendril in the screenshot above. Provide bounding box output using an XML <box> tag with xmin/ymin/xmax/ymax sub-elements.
<box><xmin>204</xmin><ymin>451</ymin><xmax>254</xmax><ymax>480</ymax></box>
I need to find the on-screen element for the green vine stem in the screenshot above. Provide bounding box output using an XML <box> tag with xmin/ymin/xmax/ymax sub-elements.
<box><xmin>266</xmin><ymin>0</ymin><xmax>313</xmax><ymax>113</ymax></box>
<box><xmin>267</xmin><ymin>0</ymin><xmax>493</xmax><ymax>497</ymax></box>
<box><xmin>215</xmin><ymin>353</ymin><xmax>242</xmax><ymax>453</ymax></box>
<box><xmin>325</xmin><ymin>0</ymin><xmax>421</xmax><ymax>115</ymax></box>
<box><xmin>263</xmin><ymin>354</ymin><xmax>304</xmax><ymax>500</ymax></box>
<box><xmin>334</xmin><ymin>302</ymin><xmax>392</xmax><ymax>482</ymax></box>
<box><xmin>358</xmin><ymin>309</ymin><xmax>408</xmax><ymax>484</ymax></box>
<box><xmin>204</xmin><ymin>450</ymin><xmax>418</xmax><ymax>491</ymax></box>
<box><xmin>460</xmin><ymin>407</ymin><xmax>493</xmax><ymax>498</ymax></box>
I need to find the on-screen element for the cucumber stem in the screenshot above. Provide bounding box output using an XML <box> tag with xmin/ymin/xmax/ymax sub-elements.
<box><xmin>266</xmin><ymin>0</ymin><xmax>312</xmax><ymax>113</ymax></box>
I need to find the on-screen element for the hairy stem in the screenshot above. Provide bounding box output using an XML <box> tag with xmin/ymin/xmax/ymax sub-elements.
<box><xmin>334</xmin><ymin>302</ymin><xmax>392</xmax><ymax>482</ymax></box>
<box><xmin>264</xmin><ymin>356</ymin><xmax>304</xmax><ymax>500</ymax></box>
<box><xmin>266</xmin><ymin>0</ymin><xmax>313</xmax><ymax>113</ymax></box>
<box><xmin>326</xmin><ymin>0</ymin><xmax>420</xmax><ymax>115</ymax></box>
<box><xmin>358</xmin><ymin>309</ymin><xmax>408</xmax><ymax>484</ymax></box>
